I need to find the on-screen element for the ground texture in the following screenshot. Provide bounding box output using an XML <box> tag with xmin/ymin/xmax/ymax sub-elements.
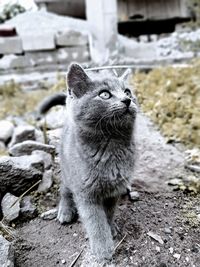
<box><xmin>14</xmin><ymin>114</ymin><xmax>200</xmax><ymax>267</ymax></box>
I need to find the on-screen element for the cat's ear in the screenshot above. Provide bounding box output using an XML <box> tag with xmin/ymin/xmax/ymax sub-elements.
<box><xmin>67</xmin><ymin>63</ymin><xmax>91</xmax><ymax>98</ymax></box>
<box><xmin>120</xmin><ymin>68</ymin><xmax>132</xmax><ymax>81</ymax></box>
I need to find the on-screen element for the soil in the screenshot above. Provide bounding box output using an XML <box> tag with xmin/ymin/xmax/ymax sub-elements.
<box><xmin>14</xmin><ymin>114</ymin><xmax>200</xmax><ymax>267</ymax></box>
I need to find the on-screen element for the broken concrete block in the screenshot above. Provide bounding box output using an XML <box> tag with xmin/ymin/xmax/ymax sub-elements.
<box><xmin>21</xmin><ymin>33</ymin><xmax>55</xmax><ymax>51</ymax></box>
<box><xmin>0</xmin><ymin>54</ymin><xmax>33</xmax><ymax>70</ymax></box>
<box><xmin>57</xmin><ymin>46</ymin><xmax>90</xmax><ymax>63</ymax></box>
<box><xmin>1</xmin><ymin>193</ymin><xmax>20</xmax><ymax>222</ymax></box>
<box><xmin>32</xmin><ymin>150</ymin><xmax>52</xmax><ymax>170</ymax></box>
<box><xmin>0</xmin><ymin>235</ymin><xmax>14</xmax><ymax>267</ymax></box>
<box><xmin>0</xmin><ymin>36</ymin><xmax>23</xmax><ymax>54</ymax></box>
<box><xmin>9</xmin><ymin>125</ymin><xmax>36</xmax><ymax>147</ymax></box>
<box><xmin>55</xmin><ymin>29</ymin><xmax>88</xmax><ymax>46</ymax></box>
<box><xmin>26</xmin><ymin>51</ymin><xmax>57</xmax><ymax>66</ymax></box>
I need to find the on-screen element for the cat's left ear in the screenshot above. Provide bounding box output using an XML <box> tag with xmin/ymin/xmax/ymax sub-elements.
<box><xmin>67</xmin><ymin>63</ymin><xmax>91</xmax><ymax>98</ymax></box>
<box><xmin>120</xmin><ymin>68</ymin><xmax>132</xmax><ymax>81</ymax></box>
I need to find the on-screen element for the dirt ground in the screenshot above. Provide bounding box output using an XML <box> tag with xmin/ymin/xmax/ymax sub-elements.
<box><xmin>14</xmin><ymin>114</ymin><xmax>200</xmax><ymax>267</ymax></box>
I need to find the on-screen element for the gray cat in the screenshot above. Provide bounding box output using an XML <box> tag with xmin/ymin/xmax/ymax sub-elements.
<box><xmin>39</xmin><ymin>63</ymin><xmax>137</xmax><ymax>262</ymax></box>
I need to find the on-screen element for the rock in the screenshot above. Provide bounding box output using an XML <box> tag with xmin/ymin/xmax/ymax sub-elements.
<box><xmin>20</xmin><ymin>196</ymin><xmax>37</xmax><ymax>220</ymax></box>
<box><xmin>37</xmin><ymin>169</ymin><xmax>53</xmax><ymax>192</ymax></box>
<box><xmin>0</xmin><ymin>155</ymin><xmax>43</xmax><ymax>196</ymax></box>
<box><xmin>0</xmin><ymin>120</ymin><xmax>14</xmax><ymax>143</ymax></box>
<box><xmin>164</xmin><ymin>227</ymin><xmax>172</xmax><ymax>234</ymax></box>
<box><xmin>55</xmin><ymin>29</ymin><xmax>88</xmax><ymax>46</ymax></box>
<box><xmin>0</xmin><ymin>36</ymin><xmax>23</xmax><ymax>54</ymax></box>
<box><xmin>40</xmin><ymin>208</ymin><xmax>57</xmax><ymax>220</ymax></box>
<box><xmin>32</xmin><ymin>150</ymin><xmax>52</xmax><ymax>170</ymax></box>
<box><xmin>9</xmin><ymin>125</ymin><xmax>37</xmax><ymax>147</ymax></box>
<box><xmin>0</xmin><ymin>235</ymin><xmax>14</xmax><ymax>267</ymax></box>
<box><xmin>173</xmin><ymin>253</ymin><xmax>181</xmax><ymax>260</ymax></box>
<box><xmin>129</xmin><ymin>191</ymin><xmax>140</xmax><ymax>201</ymax></box>
<box><xmin>1</xmin><ymin>193</ymin><xmax>20</xmax><ymax>222</ymax></box>
<box><xmin>9</xmin><ymin>140</ymin><xmax>55</xmax><ymax>157</ymax></box>
<box><xmin>147</xmin><ymin>231</ymin><xmax>164</xmax><ymax>245</ymax></box>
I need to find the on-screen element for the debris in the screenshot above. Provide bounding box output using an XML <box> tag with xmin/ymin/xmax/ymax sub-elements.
<box><xmin>173</xmin><ymin>253</ymin><xmax>181</xmax><ymax>260</ymax></box>
<box><xmin>129</xmin><ymin>191</ymin><xmax>140</xmax><ymax>201</ymax></box>
<box><xmin>164</xmin><ymin>227</ymin><xmax>172</xmax><ymax>234</ymax></box>
<box><xmin>155</xmin><ymin>246</ymin><xmax>160</xmax><ymax>252</ymax></box>
<box><xmin>169</xmin><ymin>247</ymin><xmax>174</xmax><ymax>254</ymax></box>
<box><xmin>147</xmin><ymin>231</ymin><xmax>164</xmax><ymax>245</ymax></box>
<box><xmin>40</xmin><ymin>208</ymin><xmax>57</xmax><ymax>220</ymax></box>
<box><xmin>37</xmin><ymin>169</ymin><xmax>53</xmax><ymax>192</ymax></box>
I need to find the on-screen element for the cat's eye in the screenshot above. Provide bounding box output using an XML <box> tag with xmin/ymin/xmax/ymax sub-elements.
<box><xmin>99</xmin><ymin>90</ymin><xmax>111</xmax><ymax>100</ymax></box>
<box><xmin>124</xmin><ymin>89</ymin><xmax>132</xmax><ymax>98</ymax></box>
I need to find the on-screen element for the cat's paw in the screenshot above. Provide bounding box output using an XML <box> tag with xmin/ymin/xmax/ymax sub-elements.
<box><xmin>57</xmin><ymin>206</ymin><xmax>74</xmax><ymax>224</ymax></box>
<box><xmin>91</xmin><ymin>239</ymin><xmax>114</xmax><ymax>262</ymax></box>
<box><xmin>111</xmin><ymin>223</ymin><xmax>119</xmax><ymax>239</ymax></box>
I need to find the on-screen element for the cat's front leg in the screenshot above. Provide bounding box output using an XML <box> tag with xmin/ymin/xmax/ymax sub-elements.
<box><xmin>76</xmin><ymin>199</ymin><xmax>114</xmax><ymax>262</ymax></box>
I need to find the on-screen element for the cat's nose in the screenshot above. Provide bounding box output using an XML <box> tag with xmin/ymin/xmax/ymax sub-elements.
<box><xmin>121</xmin><ymin>98</ymin><xmax>131</xmax><ymax>107</ymax></box>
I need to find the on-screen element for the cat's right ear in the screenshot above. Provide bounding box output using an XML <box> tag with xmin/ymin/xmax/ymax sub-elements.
<box><xmin>66</xmin><ymin>63</ymin><xmax>91</xmax><ymax>98</ymax></box>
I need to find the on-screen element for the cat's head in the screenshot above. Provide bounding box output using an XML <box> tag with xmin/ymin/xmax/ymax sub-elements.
<box><xmin>66</xmin><ymin>63</ymin><xmax>137</xmax><ymax>135</ymax></box>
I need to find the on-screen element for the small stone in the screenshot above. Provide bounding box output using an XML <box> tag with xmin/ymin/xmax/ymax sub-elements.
<box><xmin>0</xmin><ymin>235</ymin><xmax>15</xmax><ymax>267</ymax></box>
<box><xmin>147</xmin><ymin>231</ymin><xmax>164</xmax><ymax>245</ymax></box>
<box><xmin>129</xmin><ymin>191</ymin><xmax>140</xmax><ymax>201</ymax></box>
<box><xmin>61</xmin><ymin>259</ymin><xmax>66</xmax><ymax>264</ymax></box>
<box><xmin>155</xmin><ymin>246</ymin><xmax>160</xmax><ymax>252</ymax></box>
<box><xmin>32</xmin><ymin>150</ymin><xmax>52</xmax><ymax>170</ymax></box>
<box><xmin>164</xmin><ymin>227</ymin><xmax>172</xmax><ymax>234</ymax></box>
<box><xmin>20</xmin><ymin>196</ymin><xmax>37</xmax><ymax>220</ymax></box>
<box><xmin>197</xmin><ymin>214</ymin><xmax>200</xmax><ymax>221</ymax></box>
<box><xmin>169</xmin><ymin>247</ymin><xmax>174</xmax><ymax>254</ymax></box>
<box><xmin>37</xmin><ymin>169</ymin><xmax>53</xmax><ymax>192</ymax></box>
<box><xmin>1</xmin><ymin>193</ymin><xmax>20</xmax><ymax>222</ymax></box>
<box><xmin>73</xmin><ymin>233</ymin><xmax>78</xmax><ymax>237</ymax></box>
<box><xmin>185</xmin><ymin>256</ymin><xmax>189</xmax><ymax>262</ymax></box>
<box><xmin>173</xmin><ymin>253</ymin><xmax>181</xmax><ymax>260</ymax></box>
<box><xmin>40</xmin><ymin>208</ymin><xmax>57</xmax><ymax>220</ymax></box>
<box><xmin>0</xmin><ymin>120</ymin><xmax>14</xmax><ymax>143</ymax></box>
<box><xmin>191</xmin><ymin>244</ymin><xmax>199</xmax><ymax>253</ymax></box>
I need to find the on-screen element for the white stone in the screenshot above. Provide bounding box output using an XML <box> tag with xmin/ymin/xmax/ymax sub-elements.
<box><xmin>55</xmin><ymin>30</ymin><xmax>88</xmax><ymax>46</ymax></box>
<box><xmin>21</xmin><ymin>33</ymin><xmax>55</xmax><ymax>51</ymax></box>
<box><xmin>0</xmin><ymin>120</ymin><xmax>14</xmax><ymax>143</ymax></box>
<box><xmin>9</xmin><ymin>125</ymin><xmax>36</xmax><ymax>147</ymax></box>
<box><xmin>0</xmin><ymin>36</ymin><xmax>23</xmax><ymax>54</ymax></box>
<box><xmin>1</xmin><ymin>193</ymin><xmax>20</xmax><ymax>222</ymax></box>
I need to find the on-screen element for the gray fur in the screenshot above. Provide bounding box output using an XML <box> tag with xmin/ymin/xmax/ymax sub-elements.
<box><xmin>57</xmin><ymin>63</ymin><xmax>137</xmax><ymax>262</ymax></box>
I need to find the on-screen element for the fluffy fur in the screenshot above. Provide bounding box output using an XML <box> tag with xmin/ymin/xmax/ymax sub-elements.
<box><xmin>41</xmin><ymin>63</ymin><xmax>138</xmax><ymax>262</ymax></box>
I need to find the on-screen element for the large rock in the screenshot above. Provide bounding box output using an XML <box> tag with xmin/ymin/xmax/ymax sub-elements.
<box><xmin>0</xmin><ymin>155</ymin><xmax>43</xmax><ymax>196</ymax></box>
<box><xmin>0</xmin><ymin>235</ymin><xmax>14</xmax><ymax>267</ymax></box>
<box><xmin>0</xmin><ymin>36</ymin><xmax>23</xmax><ymax>54</ymax></box>
<box><xmin>0</xmin><ymin>121</ymin><xmax>14</xmax><ymax>144</ymax></box>
<box><xmin>9</xmin><ymin>140</ymin><xmax>55</xmax><ymax>157</ymax></box>
<box><xmin>1</xmin><ymin>193</ymin><xmax>20</xmax><ymax>222</ymax></box>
